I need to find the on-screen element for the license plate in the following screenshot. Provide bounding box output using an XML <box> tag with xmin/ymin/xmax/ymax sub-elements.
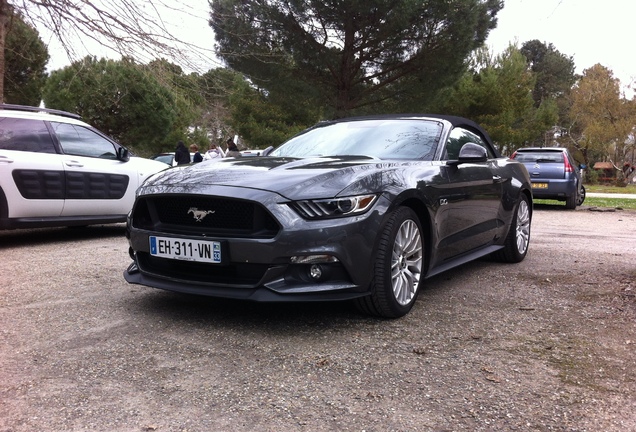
<box><xmin>532</xmin><ymin>182</ymin><xmax>548</xmax><ymax>189</ymax></box>
<box><xmin>150</xmin><ymin>236</ymin><xmax>222</xmax><ymax>264</ymax></box>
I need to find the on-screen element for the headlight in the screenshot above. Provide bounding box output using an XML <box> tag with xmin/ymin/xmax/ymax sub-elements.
<box><xmin>289</xmin><ymin>194</ymin><xmax>377</xmax><ymax>219</ymax></box>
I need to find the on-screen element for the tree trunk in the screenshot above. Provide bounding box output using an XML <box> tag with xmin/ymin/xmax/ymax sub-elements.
<box><xmin>0</xmin><ymin>0</ymin><xmax>12</xmax><ymax>104</ymax></box>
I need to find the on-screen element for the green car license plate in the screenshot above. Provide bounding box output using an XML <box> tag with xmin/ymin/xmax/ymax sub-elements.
<box><xmin>150</xmin><ymin>236</ymin><xmax>222</xmax><ymax>264</ymax></box>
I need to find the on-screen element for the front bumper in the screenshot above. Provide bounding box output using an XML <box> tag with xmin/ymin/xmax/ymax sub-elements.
<box><xmin>124</xmin><ymin>261</ymin><xmax>368</xmax><ymax>301</ymax></box>
<box><xmin>124</xmin><ymin>187</ymin><xmax>389</xmax><ymax>301</ymax></box>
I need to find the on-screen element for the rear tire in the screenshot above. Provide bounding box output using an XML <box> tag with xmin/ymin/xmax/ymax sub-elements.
<box><xmin>576</xmin><ymin>185</ymin><xmax>586</xmax><ymax>206</ymax></box>
<box><xmin>355</xmin><ymin>207</ymin><xmax>424</xmax><ymax>318</ymax></box>
<box><xmin>493</xmin><ymin>194</ymin><xmax>531</xmax><ymax>263</ymax></box>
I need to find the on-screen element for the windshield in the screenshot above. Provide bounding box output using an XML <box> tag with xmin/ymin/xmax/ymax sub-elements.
<box><xmin>270</xmin><ymin>119</ymin><xmax>443</xmax><ymax>161</ymax></box>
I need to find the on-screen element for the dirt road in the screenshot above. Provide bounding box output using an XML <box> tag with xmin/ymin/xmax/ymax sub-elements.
<box><xmin>1</xmin><ymin>205</ymin><xmax>635</xmax><ymax>431</ymax></box>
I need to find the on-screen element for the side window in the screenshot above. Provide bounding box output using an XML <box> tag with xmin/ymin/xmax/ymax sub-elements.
<box><xmin>444</xmin><ymin>127</ymin><xmax>495</xmax><ymax>160</ymax></box>
<box><xmin>0</xmin><ymin>118</ymin><xmax>57</xmax><ymax>153</ymax></box>
<box><xmin>52</xmin><ymin>122</ymin><xmax>118</xmax><ymax>159</ymax></box>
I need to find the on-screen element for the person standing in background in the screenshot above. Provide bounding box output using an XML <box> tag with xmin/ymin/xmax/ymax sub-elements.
<box><xmin>174</xmin><ymin>140</ymin><xmax>191</xmax><ymax>165</ymax></box>
<box><xmin>225</xmin><ymin>138</ymin><xmax>242</xmax><ymax>158</ymax></box>
<box><xmin>203</xmin><ymin>143</ymin><xmax>225</xmax><ymax>160</ymax></box>
<box><xmin>190</xmin><ymin>144</ymin><xmax>203</xmax><ymax>163</ymax></box>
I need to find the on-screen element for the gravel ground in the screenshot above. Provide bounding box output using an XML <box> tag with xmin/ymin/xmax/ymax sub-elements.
<box><xmin>0</xmin><ymin>204</ymin><xmax>635</xmax><ymax>431</ymax></box>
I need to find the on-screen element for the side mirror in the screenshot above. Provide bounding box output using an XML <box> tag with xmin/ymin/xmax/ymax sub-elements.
<box><xmin>117</xmin><ymin>147</ymin><xmax>130</xmax><ymax>162</ymax></box>
<box><xmin>448</xmin><ymin>143</ymin><xmax>487</xmax><ymax>165</ymax></box>
<box><xmin>261</xmin><ymin>145</ymin><xmax>275</xmax><ymax>156</ymax></box>
<box><xmin>579</xmin><ymin>164</ymin><xmax>587</xmax><ymax>170</ymax></box>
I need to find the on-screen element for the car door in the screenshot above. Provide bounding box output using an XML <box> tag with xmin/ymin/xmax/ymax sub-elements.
<box><xmin>435</xmin><ymin>127</ymin><xmax>503</xmax><ymax>261</ymax></box>
<box><xmin>0</xmin><ymin>117</ymin><xmax>66</xmax><ymax>219</ymax></box>
<box><xmin>50</xmin><ymin>121</ymin><xmax>136</xmax><ymax>217</ymax></box>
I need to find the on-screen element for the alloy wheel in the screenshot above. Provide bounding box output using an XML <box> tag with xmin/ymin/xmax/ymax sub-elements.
<box><xmin>515</xmin><ymin>199</ymin><xmax>531</xmax><ymax>254</ymax></box>
<box><xmin>391</xmin><ymin>219</ymin><xmax>423</xmax><ymax>306</ymax></box>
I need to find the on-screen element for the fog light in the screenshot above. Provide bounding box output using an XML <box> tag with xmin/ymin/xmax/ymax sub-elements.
<box><xmin>309</xmin><ymin>264</ymin><xmax>323</xmax><ymax>280</ymax></box>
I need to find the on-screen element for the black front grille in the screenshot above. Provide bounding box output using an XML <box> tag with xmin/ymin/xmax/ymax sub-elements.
<box><xmin>132</xmin><ymin>194</ymin><xmax>280</xmax><ymax>238</ymax></box>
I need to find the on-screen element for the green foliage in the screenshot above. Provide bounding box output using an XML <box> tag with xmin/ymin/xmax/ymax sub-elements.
<box><xmin>144</xmin><ymin>59</ymin><xmax>203</xmax><ymax>149</ymax></box>
<box><xmin>520</xmin><ymin>40</ymin><xmax>577</xmax><ymax>106</ymax></box>
<box><xmin>584</xmin><ymin>197</ymin><xmax>636</xmax><ymax>210</ymax></box>
<box><xmin>210</xmin><ymin>0</ymin><xmax>503</xmax><ymax>119</ymax></box>
<box><xmin>191</xmin><ymin>67</ymin><xmax>319</xmax><ymax>149</ymax></box>
<box><xmin>565</xmin><ymin>64</ymin><xmax>636</xmax><ymax>168</ymax></box>
<box><xmin>534</xmin><ymin>197</ymin><xmax>636</xmax><ymax>210</ymax></box>
<box><xmin>4</xmin><ymin>13</ymin><xmax>49</xmax><ymax>105</ymax></box>
<box><xmin>433</xmin><ymin>45</ymin><xmax>557</xmax><ymax>154</ymax></box>
<box><xmin>147</xmin><ymin>59</ymin><xmax>204</xmax><ymax>108</ymax></box>
<box><xmin>188</xmin><ymin>127</ymin><xmax>214</xmax><ymax>150</ymax></box>
<box><xmin>586</xmin><ymin>184</ymin><xmax>636</xmax><ymax>194</ymax></box>
<box><xmin>42</xmin><ymin>57</ymin><xmax>179</xmax><ymax>156</ymax></box>
<box><xmin>584</xmin><ymin>166</ymin><xmax>600</xmax><ymax>185</ymax></box>
<box><xmin>227</xmin><ymin>77</ymin><xmax>310</xmax><ymax>148</ymax></box>
<box><xmin>518</xmin><ymin>40</ymin><xmax>577</xmax><ymax>147</ymax></box>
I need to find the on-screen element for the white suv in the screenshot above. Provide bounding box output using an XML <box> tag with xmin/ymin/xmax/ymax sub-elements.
<box><xmin>0</xmin><ymin>104</ymin><xmax>167</xmax><ymax>229</ymax></box>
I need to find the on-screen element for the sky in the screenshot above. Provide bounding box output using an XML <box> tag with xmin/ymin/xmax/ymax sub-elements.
<box><xmin>486</xmin><ymin>0</ymin><xmax>636</xmax><ymax>94</ymax></box>
<box><xmin>40</xmin><ymin>0</ymin><xmax>635</xmax><ymax>94</ymax></box>
<box><xmin>40</xmin><ymin>0</ymin><xmax>217</xmax><ymax>73</ymax></box>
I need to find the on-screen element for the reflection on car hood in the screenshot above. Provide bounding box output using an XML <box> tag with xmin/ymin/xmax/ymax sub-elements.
<box><xmin>140</xmin><ymin>156</ymin><xmax>421</xmax><ymax>199</ymax></box>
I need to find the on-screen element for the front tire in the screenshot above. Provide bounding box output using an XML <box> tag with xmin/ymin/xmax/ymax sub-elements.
<box><xmin>355</xmin><ymin>207</ymin><xmax>424</xmax><ymax>318</ymax></box>
<box><xmin>493</xmin><ymin>194</ymin><xmax>531</xmax><ymax>263</ymax></box>
<box><xmin>0</xmin><ymin>187</ymin><xmax>8</xmax><ymax>228</ymax></box>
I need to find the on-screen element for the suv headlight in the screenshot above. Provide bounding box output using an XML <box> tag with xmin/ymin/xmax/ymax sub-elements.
<box><xmin>289</xmin><ymin>194</ymin><xmax>377</xmax><ymax>219</ymax></box>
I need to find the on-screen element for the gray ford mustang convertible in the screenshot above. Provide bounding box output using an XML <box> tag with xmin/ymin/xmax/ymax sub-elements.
<box><xmin>124</xmin><ymin>114</ymin><xmax>532</xmax><ymax>318</ymax></box>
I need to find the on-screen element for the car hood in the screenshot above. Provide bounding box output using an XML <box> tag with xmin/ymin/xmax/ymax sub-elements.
<box><xmin>140</xmin><ymin>156</ymin><xmax>422</xmax><ymax>200</ymax></box>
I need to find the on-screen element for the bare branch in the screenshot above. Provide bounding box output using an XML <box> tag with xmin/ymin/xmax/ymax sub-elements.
<box><xmin>13</xmin><ymin>0</ymin><xmax>221</xmax><ymax>72</ymax></box>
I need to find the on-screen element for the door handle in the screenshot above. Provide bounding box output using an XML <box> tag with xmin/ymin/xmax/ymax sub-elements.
<box><xmin>64</xmin><ymin>160</ymin><xmax>84</xmax><ymax>167</ymax></box>
<box><xmin>492</xmin><ymin>175</ymin><xmax>504</xmax><ymax>183</ymax></box>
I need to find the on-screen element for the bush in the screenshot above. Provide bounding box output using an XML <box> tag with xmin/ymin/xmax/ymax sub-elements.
<box><xmin>584</xmin><ymin>168</ymin><xmax>599</xmax><ymax>185</ymax></box>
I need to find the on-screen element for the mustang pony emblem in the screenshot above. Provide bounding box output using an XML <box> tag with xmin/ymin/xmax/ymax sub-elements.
<box><xmin>188</xmin><ymin>207</ymin><xmax>215</xmax><ymax>222</ymax></box>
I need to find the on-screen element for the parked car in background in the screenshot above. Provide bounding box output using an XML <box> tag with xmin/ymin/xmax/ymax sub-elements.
<box><xmin>124</xmin><ymin>114</ymin><xmax>533</xmax><ymax>318</ymax></box>
<box><xmin>0</xmin><ymin>104</ymin><xmax>168</xmax><ymax>230</ymax></box>
<box><xmin>150</xmin><ymin>152</ymin><xmax>196</xmax><ymax>166</ymax></box>
<box><xmin>150</xmin><ymin>152</ymin><xmax>176</xmax><ymax>166</ymax></box>
<box><xmin>511</xmin><ymin>147</ymin><xmax>585</xmax><ymax>209</ymax></box>
<box><xmin>240</xmin><ymin>149</ymin><xmax>262</xmax><ymax>157</ymax></box>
